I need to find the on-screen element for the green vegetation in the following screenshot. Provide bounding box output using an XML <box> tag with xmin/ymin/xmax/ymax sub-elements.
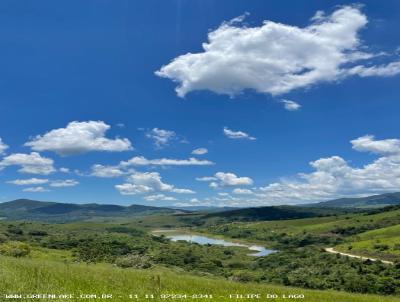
<box><xmin>0</xmin><ymin>241</ymin><xmax>31</xmax><ymax>257</ymax></box>
<box><xmin>0</xmin><ymin>221</ymin><xmax>254</xmax><ymax>278</ymax></box>
<box><xmin>204</xmin><ymin>206</ymin><xmax>400</xmax><ymax>252</ymax></box>
<box><xmin>1</xmin><ymin>199</ymin><xmax>400</xmax><ymax>300</ymax></box>
<box><xmin>251</xmin><ymin>248</ymin><xmax>400</xmax><ymax>295</ymax></box>
<box><xmin>336</xmin><ymin>224</ymin><xmax>400</xmax><ymax>262</ymax></box>
<box><xmin>1</xmin><ymin>255</ymin><xmax>399</xmax><ymax>302</ymax></box>
<box><xmin>200</xmin><ymin>206</ymin><xmax>400</xmax><ymax>295</ymax></box>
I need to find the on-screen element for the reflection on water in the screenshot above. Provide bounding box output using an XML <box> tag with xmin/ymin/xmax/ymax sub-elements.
<box><xmin>167</xmin><ymin>234</ymin><xmax>276</xmax><ymax>257</ymax></box>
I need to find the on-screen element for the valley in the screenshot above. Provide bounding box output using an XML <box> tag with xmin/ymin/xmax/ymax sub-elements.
<box><xmin>1</xmin><ymin>193</ymin><xmax>400</xmax><ymax>301</ymax></box>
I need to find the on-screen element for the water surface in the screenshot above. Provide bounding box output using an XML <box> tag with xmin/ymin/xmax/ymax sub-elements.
<box><xmin>167</xmin><ymin>234</ymin><xmax>275</xmax><ymax>257</ymax></box>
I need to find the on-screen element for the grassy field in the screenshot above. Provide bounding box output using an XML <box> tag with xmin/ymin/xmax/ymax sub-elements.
<box><xmin>1</xmin><ymin>255</ymin><xmax>399</xmax><ymax>302</ymax></box>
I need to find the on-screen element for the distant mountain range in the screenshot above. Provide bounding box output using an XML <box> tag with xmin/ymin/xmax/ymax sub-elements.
<box><xmin>170</xmin><ymin>206</ymin><xmax>240</xmax><ymax>213</ymax></box>
<box><xmin>0</xmin><ymin>199</ymin><xmax>184</xmax><ymax>222</ymax></box>
<box><xmin>1</xmin><ymin>192</ymin><xmax>399</xmax><ymax>223</ymax></box>
<box><xmin>185</xmin><ymin>192</ymin><xmax>400</xmax><ymax>224</ymax></box>
<box><xmin>304</xmin><ymin>192</ymin><xmax>400</xmax><ymax>208</ymax></box>
<box><xmin>0</xmin><ymin>199</ymin><xmax>348</xmax><ymax>224</ymax></box>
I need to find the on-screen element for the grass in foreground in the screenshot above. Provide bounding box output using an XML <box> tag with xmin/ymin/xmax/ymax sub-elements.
<box><xmin>0</xmin><ymin>255</ymin><xmax>399</xmax><ymax>302</ymax></box>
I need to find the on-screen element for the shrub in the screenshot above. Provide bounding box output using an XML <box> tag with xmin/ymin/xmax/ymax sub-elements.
<box><xmin>115</xmin><ymin>254</ymin><xmax>152</xmax><ymax>269</ymax></box>
<box><xmin>0</xmin><ymin>241</ymin><xmax>31</xmax><ymax>257</ymax></box>
<box><xmin>0</xmin><ymin>233</ymin><xmax>8</xmax><ymax>243</ymax></box>
<box><xmin>106</xmin><ymin>227</ymin><xmax>144</xmax><ymax>236</ymax></box>
<box><xmin>230</xmin><ymin>271</ymin><xmax>256</xmax><ymax>282</ymax></box>
<box><xmin>28</xmin><ymin>230</ymin><xmax>48</xmax><ymax>236</ymax></box>
<box><xmin>7</xmin><ymin>226</ymin><xmax>23</xmax><ymax>235</ymax></box>
<box><xmin>373</xmin><ymin>244</ymin><xmax>389</xmax><ymax>251</ymax></box>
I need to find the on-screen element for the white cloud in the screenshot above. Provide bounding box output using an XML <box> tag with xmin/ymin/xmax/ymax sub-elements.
<box><xmin>232</xmin><ymin>188</ymin><xmax>254</xmax><ymax>195</ymax></box>
<box><xmin>215</xmin><ymin>172</ymin><xmax>253</xmax><ymax>186</ymax></box>
<box><xmin>10</xmin><ymin>178</ymin><xmax>77</xmax><ymax>189</ymax></box>
<box><xmin>146</xmin><ymin>128</ymin><xmax>177</xmax><ymax>149</ymax></box>
<box><xmin>144</xmin><ymin>194</ymin><xmax>178</xmax><ymax>201</ymax></box>
<box><xmin>7</xmin><ymin>178</ymin><xmax>49</xmax><ymax>185</ymax></box>
<box><xmin>156</xmin><ymin>6</ymin><xmax>400</xmax><ymax>97</ymax></box>
<box><xmin>196</xmin><ymin>176</ymin><xmax>217</xmax><ymax>182</ymax></box>
<box><xmin>91</xmin><ymin>156</ymin><xmax>214</xmax><ymax>180</ymax></box>
<box><xmin>0</xmin><ymin>152</ymin><xmax>56</xmax><ymax>175</ymax></box>
<box><xmin>91</xmin><ymin>164</ymin><xmax>128</xmax><ymax>178</ymax></box>
<box><xmin>0</xmin><ymin>138</ymin><xmax>9</xmax><ymax>155</ymax></box>
<box><xmin>173</xmin><ymin>198</ymin><xmax>214</xmax><ymax>208</ymax></box>
<box><xmin>218</xmin><ymin>192</ymin><xmax>230</xmax><ymax>196</ymax></box>
<box><xmin>209</xmin><ymin>182</ymin><xmax>219</xmax><ymax>189</ymax></box>
<box><xmin>50</xmin><ymin>179</ymin><xmax>79</xmax><ymax>187</ymax></box>
<box><xmin>115</xmin><ymin>183</ymin><xmax>153</xmax><ymax>195</ymax></box>
<box><xmin>351</xmin><ymin>135</ymin><xmax>400</xmax><ymax>155</ymax></box>
<box><xmin>23</xmin><ymin>186</ymin><xmax>49</xmax><ymax>193</ymax></box>
<box><xmin>115</xmin><ymin>172</ymin><xmax>195</xmax><ymax>195</ymax></box>
<box><xmin>191</xmin><ymin>148</ymin><xmax>208</xmax><ymax>155</ymax></box>
<box><xmin>121</xmin><ymin>156</ymin><xmax>214</xmax><ymax>167</ymax></box>
<box><xmin>223</xmin><ymin>127</ymin><xmax>256</xmax><ymax>140</ymax></box>
<box><xmin>281</xmin><ymin>99</ymin><xmax>301</xmax><ymax>111</ymax></box>
<box><xmin>200</xmin><ymin>172</ymin><xmax>253</xmax><ymax>188</ymax></box>
<box><xmin>59</xmin><ymin>167</ymin><xmax>70</xmax><ymax>173</ymax></box>
<box><xmin>346</xmin><ymin>61</ymin><xmax>400</xmax><ymax>77</ymax></box>
<box><xmin>25</xmin><ymin>121</ymin><xmax>132</xmax><ymax>156</ymax></box>
<box><xmin>256</xmin><ymin>135</ymin><xmax>400</xmax><ymax>204</ymax></box>
<box><xmin>172</xmin><ymin>188</ymin><xmax>195</xmax><ymax>194</ymax></box>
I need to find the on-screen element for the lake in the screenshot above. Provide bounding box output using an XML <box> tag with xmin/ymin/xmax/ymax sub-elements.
<box><xmin>166</xmin><ymin>234</ymin><xmax>276</xmax><ymax>257</ymax></box>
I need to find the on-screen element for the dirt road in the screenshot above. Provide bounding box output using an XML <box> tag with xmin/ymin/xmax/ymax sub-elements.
<box><xmin>324</xmin><ymin>247</ymin><xmax>394</xmax><ymax>265</ymax></box>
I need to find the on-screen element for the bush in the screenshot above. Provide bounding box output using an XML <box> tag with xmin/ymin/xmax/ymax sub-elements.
<box><xmin>7</xmin><ymin>226</ymin><xmax>23</xmax><ymax>235</ymax></box>
<box><xmin>115</xmin><ymin>254</ymin><xmax>152</xmax><ymax>269</ymax></box>
<box><xmin>0</xmin><ymin>241</ymin><xmax>31</xmax><ymax>257</ymax></box>
<box><xmin>373</xmin><ymin>244</ymin><xmax>389</xmax><ymax>251</ymax></box>
<box><xmin>393</xmin><ymin>243</ymin><xmax>400</xmax><ymax>250</ymax></box>
<box><xmin>230</xmin><ymin>271</ymin><xmax>256</xmax><ymax>282</ymax></box>
<box><xmin>0</xmin><ymin>233</ymin><xmax>8</xmax><ymax>243</ymax></box>
<box><xmin>28</xmin><ymin>230</ymin><xmax>48</xmax><ymax>236</ymax></box>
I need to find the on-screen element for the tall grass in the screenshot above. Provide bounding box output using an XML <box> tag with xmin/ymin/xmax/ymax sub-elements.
<box><xmin>0</xmin><ymin>256</ymin><xmax>398</xmax><ymax>302</ymax></box>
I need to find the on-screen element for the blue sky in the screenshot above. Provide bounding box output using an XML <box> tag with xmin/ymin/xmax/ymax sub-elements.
<box><xmin>1</xmin><ymin>0</ymin><xmax>400</xmax><ymax>207</ymax></box>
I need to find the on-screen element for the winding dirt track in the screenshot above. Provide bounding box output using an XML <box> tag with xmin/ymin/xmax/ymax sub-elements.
<box><xmin>324</xmin><ymin>247</ymin><xmax>394</xmax><ymax>265</ymax></box>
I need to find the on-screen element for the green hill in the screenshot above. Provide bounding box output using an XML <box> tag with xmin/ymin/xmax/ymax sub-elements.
<box><xmin>202</xmin><ymin>205</ymin><xmax>351</xmax><ymax>224</ymax></box>
<box><xmin>306</xmin><ymin>192</ymin><xmax>400</xmax><ymax>208</ymax></box>
<box><xmin>0</xmin><ymin>199</ymin><xmax>55</xmax><ymax>211</ymax></box>
<box><xmin>335</xmin><ymin>224</ymin><xmax>400</xmax><ymax>262</ymax></box>
<box><xmin>0</xmin><ymin>199</ymin><xmax>184</xmax><ymax>222</ymax></box>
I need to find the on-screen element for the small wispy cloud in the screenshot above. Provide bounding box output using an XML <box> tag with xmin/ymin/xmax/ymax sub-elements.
<box><xmin>223</xmin><ymin>127</ymin><xmax>256</xmax><ymax>140</ymax></box>
<box><xmin>281</xmin><ymin>99</ymin><xmax>301</xmax><ymax>111</ymax></box>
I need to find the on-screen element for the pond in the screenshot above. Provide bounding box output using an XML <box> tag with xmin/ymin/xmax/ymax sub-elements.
<box><xmin>166</xmin><ymin>234</ymin><xmax>276</xmax><ymax>257</ymax></box>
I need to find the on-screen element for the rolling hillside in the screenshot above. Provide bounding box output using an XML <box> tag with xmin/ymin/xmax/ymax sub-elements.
<box><xmin>335</xmin><ymin>223</ymin><xmax>400</xmax><ymax>262</ymax></box>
